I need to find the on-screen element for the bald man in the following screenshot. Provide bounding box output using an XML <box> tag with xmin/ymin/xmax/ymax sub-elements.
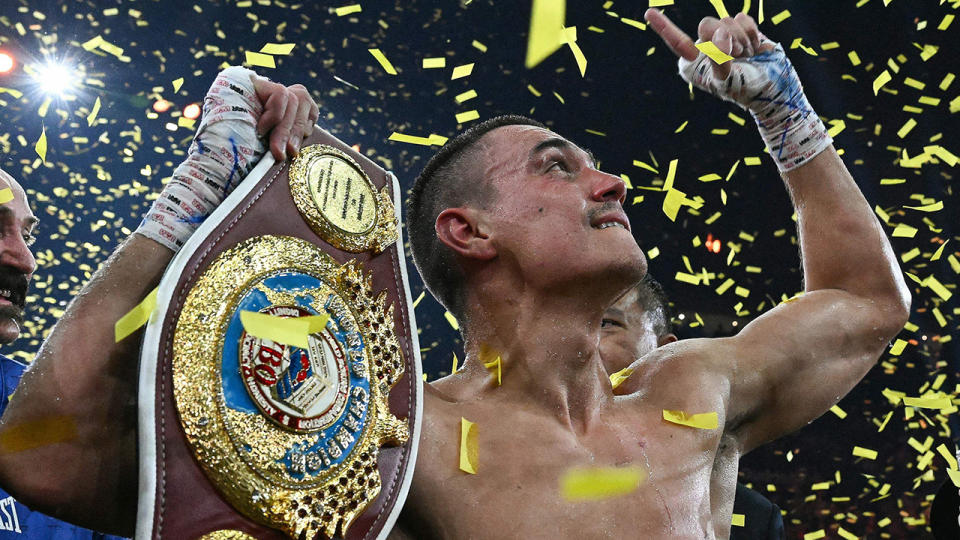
<box><xmin>0</xmin><ymin>172</ymin><xmax>125</xmax><ymax>538</ymax></box>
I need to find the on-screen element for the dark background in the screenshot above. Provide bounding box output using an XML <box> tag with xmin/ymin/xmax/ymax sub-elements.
<box><xmin>1</xmin><ymin>0</ymin><xmax>957</xmax><ymax>537</ymax></box>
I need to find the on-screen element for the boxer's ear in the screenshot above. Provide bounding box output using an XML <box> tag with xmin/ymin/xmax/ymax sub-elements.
<box><xmin>657</xmin><ymin>333</ymin><xmax>678</xmax><ymax>347</ymax></box>
<box><xmin>436</xmin><ymin>207</ymin><xmax>496</xmax><ymax>261</ymax></box>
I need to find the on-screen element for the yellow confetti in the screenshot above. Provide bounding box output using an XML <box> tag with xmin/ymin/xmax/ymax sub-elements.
<box><xmin>848</xmin><ymin>51</ymin><xmax>861</xmax><ymax>66</ymax></box>
<box><xmin>647</xmin><ymin>247</ymin><xmax>660</xmax><ymax>259</ymax></box>
<box><xmin>830</xmin><ymin>405</ymin><xmax>847</xmax><ymax>419</ymax></box>
<box><xmin>743</xmin><ymin>156</ymin><xmax>762</xmax><ymax>166</ymax></box>
<box><xmin>891</xmin><ymin>223</ymin><xmax>917</xmax><ymax>238</ymax></box>
<box><xmin>87</xmin><ymin>97</ymin><xmax>101</xmax><ymax>127</ymax></box>
<box><xmin>662</xmin><ymin>409</ymin><xmax>719</xmax><ymax>429</ymax></box>
<box><xmin>649</xmin><ymin>0</ymin><xmax>674</xmax><ymax>6</ymax></box>
<box><xmin>239</xmin><ymin>311</ymin><xmax>330</xmax><ymax>349</ymax></box>
<box><xmin>412</xmin><ymin>291</ymin><xmax>425</xmax><ymax>308</ymax></box>
<box><xmin>422</xmin><ymin>57</ymin><xmax>446</xmax><ymax>69</ymax></box>
<box><xmin>0</xmin><ymin>87</ymin><xmax>23</xmax><ymax>99</ymax></box>
<box><xmin>837</xmin><ymin>527</ymin><xmax>859</xmax><ymax>540</ymax></box>
<box><xmin>35</xmin><ymin>125</ymin><xmax>47</xmax><ymax>163</ymax></box>
<box><xmin>872</xmin><ymin>70</ymin><xmax>892</xmax><ymax>95</ymax></box>
<box><xmin>459</xmin><ymin>417</ymin><xmax>479</xmax><ymax>474</ymax></box>
<box><xmin>335</xmin><ymin>4</ymin><xmax>362</xmax><ymax>16</ymax></box>
<box><xmin>770</xmin><ymin>9</ymin><xmax>791</xmax><ymax>24</ymax></box>
<box><xmin>896</xmin><ymin>118</ymin><xmax>916</xmax><ymax>138</ymax></box>
<box><xmin>931</xmin><ymin>240</ymin><xmax>948</xmax><ymax>261</ymax></box>
<box><xmin>472</xmin><ymin>40</ymin><xmax>488</xmax><ymax>53</ymax></box>
<box><xmin>368</xmin><ymin>48</ymin><xmax>397</xmax><ymax>75</ymax></box>
<box><xmin>244</xmin><ymin>51</ymin><xmax>276</xmax><ymax>68</ymax></box>
<box><xmin>388</xmin><ymin>132</ymin><xmax>448</xmax><ymax>146</ymax></box>
<box><xmin>803</xmin><ymin>530</ymin><xmax>826</xmax><ymax>540</ymax></box>
<box><xmin>455</xmin><ymin>89</ymin><xmax>478</xmax><ymax>103</ymax></box>
<box><xmin>115</xmin><ymin>287</ymin><xmax>158</xmax><ymax>342</ymax></box>
<box><xmin>731</xmin><ymin>513</ymin><xmax>745</xmax><ymax>527</ymax></box>
<box><xmin>609</xmin><ymin>367</ymin><xmax>633</xmax><ymax>390</ymax></box>
<box><xmin>444</xmin><ymin>310</ymin><xmax>460</xmax><ymax>330</ymax></box>
<box><xmin>260</xmin><ymin>43</ymin><xmax>296</xmax><ymax>55</ymax></box>
<box><xmin>560</xmin><ymin>465</ymin><xmax>647</xmax><ymax>500</ymax></box>
<box><xmin>564</xmin><ymin>27</ymin><xmax>587</xmax><ymax>77</ymax></box>
<box><xmin>172</xmin><ymin>77</ymin><xmax>184</xmax><ymax>93</ymax></box>
<box><xmin>0</xmin><ymin>189</ymin><xmax>13</xmax><ymax>204</ymax></box>
<box><xmin>852</xmin><ymin>446</ymin><xmax>878</xmax><ymax>460</ymax></box>
<box><xmin>902</xmin><ymin>396</ymin><xmax>953</xmax><ymax>409</ymax></box>
<box><xmin>451</xmin><ymin>353</ymin><xmax>459</xmax><ymax>374</ymax></box>
<box><xmin>937</xmin><ymin>444</ymin><xmax>958</xmax><ymax>470</ymax></box>
<box><xmin>708</xmin><ymin>0</ymin><xmax>730</xmax><ymax>18</ymax></box>
<box><xmin>663</xmin><ymin>158</ymin><xmax>678</xmax><ymax>191</ymax></box>
<box><xmin>0</xmin><ymin>415</ymin><xmax>78</xmax><ymax>453</ymax></box>
<box><xmin>890</xmin><ymin>339</ymin><xmax>907</xmax><ymax>355</ymax></box>
<box><xmin>451</xmin><ymin>63</ymin><xmax>475</xmax><ymax>79</ymax></box>
<box><xmin>525</xmin><ymin>0</ymin><xmax>567</xmax><ymax>68</ymax></box>
<box><xmin>483</xmin><ymin>355</ymin><xmax>502</xmax><ymax>386</ymax></box>
<box><xmin>620</xmin><ymin>18</ymin><xmax>646</xmax><ymax>30</ymax></box>
<box><xmin>456</xmin><ymin>110</ymin><xmax>480</xmax><ymax>124</ymax></box>
<box><xmin>695</xmin><ymin>41</ymin><xmax>734</xmax><ymax>64</ymax></box>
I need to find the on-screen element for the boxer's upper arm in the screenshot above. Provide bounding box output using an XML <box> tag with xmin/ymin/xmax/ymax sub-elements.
<box><xmin>719</xmin><ymin>289</ymin><xmax>902</xmax><ymax>454</ymax></box>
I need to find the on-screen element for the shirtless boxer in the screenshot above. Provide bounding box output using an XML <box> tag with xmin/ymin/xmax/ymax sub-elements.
<box><xmin>600</xmin><ymin>276</ymin><xmax>784</xmax><ymax>539</ymax></box>
<box><xmin>391</xmin><ymin>10</ymin><xmax>908</xmax><ymax>539</ymax></box>
<box><xmin>0</xmin><ymin>8</ymin><xmax>909</xmax><ymax>539</ymax></box>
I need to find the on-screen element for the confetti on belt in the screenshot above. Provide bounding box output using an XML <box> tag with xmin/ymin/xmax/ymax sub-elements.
<box><xmin>239</xmin><ymin>311</ymin><xmax>331</xmax><ymax>349</ymax></box>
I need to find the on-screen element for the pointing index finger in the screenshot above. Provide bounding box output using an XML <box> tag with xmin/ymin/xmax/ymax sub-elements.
<box><xmin>644</xmin><ymin>8</ymin><xmax>699</xmax><ymax>62</ymax></box>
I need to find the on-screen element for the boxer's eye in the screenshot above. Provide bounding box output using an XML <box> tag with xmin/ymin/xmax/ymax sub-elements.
<box><xmin>546</xmin><ymin>157</ymin><xmax>569</xmax><ymax>173</ymax></box>
<box><xmin>601</xmin><ymin>318</ymin><xmax>623</xmax><ymax>329</ymax></box>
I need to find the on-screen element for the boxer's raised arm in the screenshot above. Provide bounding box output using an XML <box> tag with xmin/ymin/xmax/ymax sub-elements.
<box><xmin>0</xmin><ymin>68</ymin><xmax>316</xmax><ymax>534</ymax></box>
<box><xmin>646</xmin><ymin>9</ymin><xmax>909</xmax><ymax>453</ymax></box>
<box><xmin>719</xmin><ymin>147</ymin><xmax>909</xmax><ymax>453</ymax></box>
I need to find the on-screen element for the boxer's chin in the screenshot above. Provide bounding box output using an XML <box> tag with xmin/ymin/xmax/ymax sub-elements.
<box><xmin>0</xmin><ymin>305</ymin><xmax>24</xmax><ymax>344</ymax></box>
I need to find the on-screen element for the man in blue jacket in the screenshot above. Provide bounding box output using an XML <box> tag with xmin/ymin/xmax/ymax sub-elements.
<box><xmin>0</xmin><ymin>170</ymin><xmax>124</xmax><ymax>539</ymax></box>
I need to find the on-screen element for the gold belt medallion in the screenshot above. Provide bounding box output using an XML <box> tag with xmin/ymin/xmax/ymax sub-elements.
<box><xmin>173</xmin><ymin>235</ymin><xmax>409</xmax><ymax>539</ymax></box>
<box><xmin>289</xmin><ymin>144</ymin><xmax>398</xmax><ymax>253</ymax></box>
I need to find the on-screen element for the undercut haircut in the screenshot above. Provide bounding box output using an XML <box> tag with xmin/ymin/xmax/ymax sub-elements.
<box><xmin>634</xmin><ymin>274</ymin><xmax>673</xmax><ymax>338</ymax></box>
<box><xmin>407</xmin><ymin>114</ymin><xmax>547</xmax><ymax>323</ymax></box>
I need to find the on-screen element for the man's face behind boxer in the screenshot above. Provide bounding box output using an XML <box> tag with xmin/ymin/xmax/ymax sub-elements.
<box><xmin>474</xmin><ymin>125</ymin><xmax>644</xmax><ymax>291</ymax></box>
<box><xmin>0</xmin><ymin>172</ymin><xmax>37</xmax><ymax>344</ymax></box>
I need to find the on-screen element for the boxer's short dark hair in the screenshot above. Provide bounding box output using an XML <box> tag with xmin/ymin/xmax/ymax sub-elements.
<box><xmin>407</xmin><ymin>115</ymin><xmax>546</xmax><ymax>325</ymax></box>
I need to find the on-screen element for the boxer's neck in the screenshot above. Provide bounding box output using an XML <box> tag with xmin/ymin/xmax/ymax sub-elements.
<box><xmin>460</xmin><ymin>289</ymin><xmax>613</xmax><ymax>434</ymax></box>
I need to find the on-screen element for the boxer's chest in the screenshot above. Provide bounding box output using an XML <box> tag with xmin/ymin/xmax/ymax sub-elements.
<box><xmin>408</xmin><ymin>400</ymin><xmax>724</xmax><ymax>538</ymax></box>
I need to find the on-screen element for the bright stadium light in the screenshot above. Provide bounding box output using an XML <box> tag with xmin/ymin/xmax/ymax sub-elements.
<box><xmin>31</xmin><ymin>61</ymin><xmax>76</xmax><ymax>96</ymax></box>
<box><xmin>0</xmin><ymin>52</ymin><xmax>14</xmax><ymax>74</ymax></box>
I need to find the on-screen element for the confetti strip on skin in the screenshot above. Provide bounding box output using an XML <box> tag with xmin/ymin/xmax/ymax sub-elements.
<box><xmin>459</xmin><ymin>417</ymin><xmax>479</xmax><ymax>474</ymax></box>
<box><xmin>525</xmin><ymin>0</ymin><xmax>567</xmax><ymax>68</ymax></box>
<box><xmin>0</xmin><ymin>189</ymin><xmax>13</xmax><ymax>204</ymax></box>
<box><xmin>663</xmin><ymin>409</ymin><xmax>719</xmax><ymax>429</ymax></box>
<box><xmin>609</xmin><ymin>367</ymin><xmax>633</xmax><ymax>390</ymax></box>
<box><xmin>560</xmin><ymin>465</ymin><xmax>647</xmax><ymax>501</ymax></box>
<box><xmin>484</xmin><ymin>355</ymin><xmax>502</xmax><ymax>386</ymax></box>
<box><xmin>238</xmin><ymin>311</ymin><xmax>330</xmax><ymax>349</ymax></box>
<box><xmin>695</xmin><ymin>41</ymin><xmax>734</xmax><ymax>64</ymax></box>
<box><xmin>114</xmin><ymin>287</ymin><xmax>158</xmax><ymax>342</ymax></box>
<box><xmin>0</xmin><ymin>415</ymin><xmax>78</xmax><ymax>453</ymax></box>
<box><xmin>368</xmin><ymin>48</ymin><xmax>397</xmax><ymax>75</ymax></box>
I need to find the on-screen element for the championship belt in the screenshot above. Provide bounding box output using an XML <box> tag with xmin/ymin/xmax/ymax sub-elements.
<box><xmin>136</xmin><ymin>127</ymin><xmax>423</xmax><ymax>539</ymax></box>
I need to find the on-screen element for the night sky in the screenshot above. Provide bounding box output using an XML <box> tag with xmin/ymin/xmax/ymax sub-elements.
<box><xmin>1</xmin><ymin>0</ymin><xmax>958</xmax><ymax>536</ymax></box>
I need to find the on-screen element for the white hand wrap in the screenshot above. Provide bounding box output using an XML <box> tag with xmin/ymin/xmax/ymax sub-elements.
<box><xmin>679</xmin><ymin>43</ymin><xmax>832</xmax><ymax>172</ymax></box>
<box><xmin>137</xmin><ymin>66</ymin><xmax>268</xmax><ymax>251</ymax></box>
